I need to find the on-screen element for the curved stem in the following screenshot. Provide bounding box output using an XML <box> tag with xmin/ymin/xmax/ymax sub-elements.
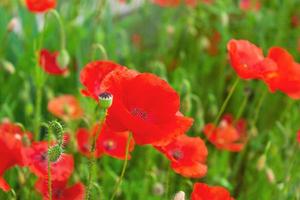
<box><xmin>110</xmin><ymin>133</ymin><xmax>133</xmax><ymax>200</ymax></box>
<box><xmin>92</xmin><ymin>44</ymin><xmax>108</xmax><ymax>60</ymax></box>
<box><xmin>48</xmin><ymin>10</ymin><xmax>66</xmax><ymax>50</ymax></box>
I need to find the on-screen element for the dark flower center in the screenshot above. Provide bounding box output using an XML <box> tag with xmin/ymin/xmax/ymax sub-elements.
<box><xmin>131</xmin><ymin>108</ymin><xmax>148</xmax><ymax>120</ymax></box>
<box><xmin>171</xmin><ymin>149</ymin><xmax>183</xmax><ymax>161</ymax></box>
<box><xmin>103</xmin><ymin>140</ymin><xmax>116</xmax><ymax>151</ymax></box>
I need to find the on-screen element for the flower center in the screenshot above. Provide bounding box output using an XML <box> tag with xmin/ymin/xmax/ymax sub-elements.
<box><xmin>131</xmin><ymin>108</ymin><xmax>148</xmax><ymax>120</ymax></box>
<box><xmin>103</xmin><ymin>140</ymin><xmax>116</xmax><ymax>151</ymax></box>
<box><xmin>171</xmin><ymin>149</ymin><xmax>183</xmax><ymax>161</ymax></box>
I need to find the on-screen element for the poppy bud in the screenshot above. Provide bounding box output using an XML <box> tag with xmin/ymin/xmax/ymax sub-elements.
<box><xmin>152</xmin><ymin>182</ymin><xmax>164</xmax><ymax>196</ymax></box>
<box><xmin>7</xmin><ymin>17</ymin><xmax>18</xmax><ymax>32</ymax></box>
<box><xmin>180</xmin><ymin>79</ymin><xmax>191</xmax><ymax>97</ymax></box>
<box><xmin>48</xmin><ymin>144</ymin><xmax>63</xmax><ymax>162</ymax></box>
<box><xmin>256</xmin><ymin>154</ymin><xmax>266</xmax><ymax>171</ymax></box>
<box><xmin>57</xmin><ymin>49</ymin><xmax>70</xmax><ymax>68</ymax></box>
<box><xmin>98</xmin><ymin>92</ymin><xmax>113</xmax><ymax>109</ymax></box>
<box><xmin>0</xmin><ymin>59</ymin><xmax>15</xmax><ymax>74</ymax></box>
<box><xmin>266</xmin><ymin>167</ymin><xmax>276</xmax><ymax>184</ymax></box>
<box><xmin>173</xmin><ymin>191</ymin><xmax>185</xmax><ymax>200</ymax></box>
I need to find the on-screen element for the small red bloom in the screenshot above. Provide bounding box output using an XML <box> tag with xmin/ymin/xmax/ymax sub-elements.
<box><xmin>264</xmin><ymin>47</ymin><xmax>300</xmax><ymax>99</ymax></box>
<box><xmin>297</xmin><ymin>130</ymin><xmax>300</xmax><ymax>144</ymax></box>
<box><xmin>239</xmin><ymin>0</ymin><xmax>260</xmax><ymax>11</ymax></box>
<box><xmin>39</xmin><ymin>49</ymin><xmax>68</xmax><ymax>76</ymax></box>
<box><xmin>48</xmin><ymin>95</ymin><xmax>83</xmax><ymax>121</ymax></box>
<box><xmin>0</xmin><ymin>120</ymin><xmax>28</xmax><ymax>192</ymax></box>
<box><xmin>80</xmin><ymin>60</ymin><xmax>124</xmax><ymax>99</ymax></box>
<box><xmin>25</xmin><ymin>142</ymin><xmax>74</xmax><ymax>181</ymax></box>
<box><xmin>155</xmin><ymin>135</ymin><xmax>208</xmax><ymax>178</ymax></box>
<box><xmin>25</xmin><ymin>0</ymin><xmax>56</xmax><ymax>13</ymax></box>
<box><xmin>95</xmin><ymin>123</ymin><xmax>134</xmax><ymax>160</ymax></box>
<box><xmin>227</xmin><ymin>39</ymin><xmax>277</xmax><ymax>80</ymax></box>
<box><xmin>203</xmin><ymin>114</ymin><xmax>247</xmax><ymax>152</ymax></box>
<box><xmin>152</xmin><ymin>0</ymin><xmax>180</xmax><ymax>7</ymax></box>
<box><xmin>102</xmin><ymin>70</ymin><xmax>193</xmax><ymax>146</ymax></box>
<box><xmin>191</xmin><ymin>183</ymin><xmax>234</xmax><ymax>200</ymax></box>
<box><xmin>35</xmin><ymin>178</ymin><xmax>85</xmax><ymax>200</ymax></box>
<box><xmin>76</xmin><ymin>123</ymin><xmax>135</xmax><ymax>160</ymax></box>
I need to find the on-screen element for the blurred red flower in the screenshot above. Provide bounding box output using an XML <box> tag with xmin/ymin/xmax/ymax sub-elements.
<box><xmin>102</xmin><ymin>70</ymin><xmax>193</xmax><ymax>146</ymax></box>
<box><xmin>0</xmin><ymin>120</ymin><xmax>28</xmax><ymax>192</ymax></box>
<box><xmin>153</xmin><ymin>0</ymin><xmax>213</xmax><ymax>7</ymax></box>
<box><xmin>76</xmin><ymin>123</ymin><xmax>134</xmax><ymax>160</ymax></box>
<box><xmin>240</xmin><ymin>0</ymin><xmax>260</xmax><ymax>11</ymax></box>
<box><xmin>203</xmin><ymin>114</ymin><xmax>247</xmax><ymax>152</ymax></box>
<box><xmin>297</xmin><ymin>130</ymin><xmax>300</xmax><ymax>144</ymax></box>
<box><xmin>155</xmin><ymin>135</ymin><xmax>208</xmax><ymax>178</ymax></box>
<box><xmin>35</xmin><ymin>178</ymin><xmax>85</xmax><ymax>200</ymax></box>
<box><xmin>191</xmin><ymin>183</ymin><xmax>234</xmax><ymax>200</ymax></box>
<box><xmin>80</xmin><ymin>61</ymin><xmax>124</xmax><ymax>100</ymax></box>
<box><xmin>39</xmin><ymin>49</ymin><xmax>68</xmax><ymax>76</ymax></box>
<box><xmin>264</xmin><ymin>47</ymin><xmax>300</xmax><ymax>99</ymax></box>
<box><xmin>227</xmin><ymin>39</ymin><xmax>277</xmax><ymax>80</ymax></box>
<box><xmin>25</xmin><ymin>142</ymin><xmax>74</xmax><ymax>181</ymax></box>
<box><xmin>48</xmin><ymin>95</ymin><xmax>83</xmax><ymax>121</ymax></box>
<box><xmin>25</xmin><ymin>0</ymin><xmax>56</xmax><ymax>13</ymax></box>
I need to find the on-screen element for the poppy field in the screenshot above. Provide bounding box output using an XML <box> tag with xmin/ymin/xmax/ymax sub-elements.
<box><xmin>1</xmin><ymin>0</ymin><xmax>300</xmax><ymax>199</ymax></box>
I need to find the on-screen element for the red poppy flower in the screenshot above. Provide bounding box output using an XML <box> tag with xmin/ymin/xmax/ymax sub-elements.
<box><xmin>25</xmin><ymin>142</ymin><xmax>74</xmax><ymax>181</ymax></box>
<box><xmin>76</xmin><ymin>123</ymin><xmax>135</xmax><ymax>160</ymax></box>
<box><xmin>191</xmin><ymin>183</ymin><xmax>234</xmax><ymax>200</ymax></box>
<box><xmin>80</xmin><ymin>60</ymin><xmax>125</xmax><ymax>100</ymax></box>
<box><xmin>297</xmin><ymin>130</ymin><xmax>300</xmax><ymax>144</ymax></box>
<box><xmin>239</xmin><ymin>0</ymin><xmax>260</xmax><ymax>11</ymax></box>
<box><xmin>264</xmin><ymin>47</ymin><xmax>300</xmax><ymax>99</ymax></box>
<box><xmin>152</xmin><ymin>0</ymin><xmax>180</xmax><ymax>7</ymax></box>
<box><xmin>48</xmin><ymin>95</ymin><xmax>83</xmax><ymax>121</ymax></box>
<box><xmin>0</xmin><ymin>120</ymin><xmax>28</xmax><ymax>192</ymax></box>
<box><xmin>35</xmin><ymin>178</ymin><xmax>85</xmax><ymax>200</ymax></box>
<box><xmin>227</xmin><ymin>39</ymin><xmax>277</xmax><ymax>80</ymax></box>
<box><xmin>25</xmin><ymin>0</ymin><xmax>56</xmax><ymax>13</ymax></box>
<box><xmin>101</xmin><ymin>70</ymin><xmax>193</xmax><ymax>146</ymax></box>
<box><xmin>155</xmin><ymin>135</ymin><xmax>208</xmax><ymax>178</ymax></box>
<box><xmin>203</xmin><ymin>114</ymin><xmax>247</xmax><ymax>152</ymax></box>
<box><xmin>95</xmin><ymin>123</ymin><xmax>134</xmax><ymax>160</ymax></box>
<box><xmin>39</xmin><ymin>49</ymin><xmax>68</xmax><ymax>76</ymax></box>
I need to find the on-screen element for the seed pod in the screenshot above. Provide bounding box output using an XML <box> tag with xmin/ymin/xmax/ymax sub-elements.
<box><xmin>57</xmin><ymin>49</ymin><xmax>70</xmax><ymax>67</ymax></box>
<box><xmin>98</xmin><ymin>92</ymin><xmax>113</xmax><ymax>109</ymax></box>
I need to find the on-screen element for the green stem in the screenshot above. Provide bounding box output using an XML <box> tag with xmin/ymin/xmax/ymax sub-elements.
<box><xmin>48</xmin><ymin>10</ymin><xmax>66</xmax><ymax>50</ymax></box>
<box><xmin>85</xmin><ymin>111</ymin><xmax>108</xmax><ymax>200</ymax></box>
<box><xmin>110</xmin><ymin>133</ymin><xmax>133</xmax><ymax>200</ymax></box>
<box><xmin>213</xmin><ymin>77</ymin><xmax>239</xmax><ymax>125</ymax></box>
<box><xmin>92</xmin><ymin>44</ymin><xmax>108</xmax><ymax>60</ymax></box>
<box><xmin>47</xmin><ymin>125</ymin><xmax>52</xmax><ymax>200</ymax></box>
<box><xmin>34</xmin><ymin>84</ymin><xmax>42</xmax><ymax>141</ymax></box>
<box><xmin>235</xmin><ymin>93</ymin><xmax>249</xmax><ymax>122</ymax></box>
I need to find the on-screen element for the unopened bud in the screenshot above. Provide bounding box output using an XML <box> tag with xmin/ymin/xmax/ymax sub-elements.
<box><xmin>266</xmin><ymin>167</ymin><xmax>276</xmax><ymax>184</ymax></box>
<box><xmin>173</xmin><ymin>191</ymin><xmax>185</xmax><ymax>200</ymax></box>
<box><xmin>0</xmin><ymin>60</ymin><xmax>15</xmax><ymax>74</ymax></box>
<box><xmin>256</xmin><ymin>155</ymin><xmax>266</xmax><ymax>171</ymax></box>
<box><xmin>57</xmin><ymin>49</ymin><xmax>70</xmax><ymax>67</ymax></box>
<box><xmin>98</xmin><ymin>92</ymin><xmax>113</xmax><ymax>109</ymax></box>
<box><xmin>152</xmin><ymin>182</ymin><xmax>164</xmax><ymax>196</ymax></box>
<box><xmin>7</xmin><ymin>17</ymin><xmax>18</xmax><ymax>32</ymax></box>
